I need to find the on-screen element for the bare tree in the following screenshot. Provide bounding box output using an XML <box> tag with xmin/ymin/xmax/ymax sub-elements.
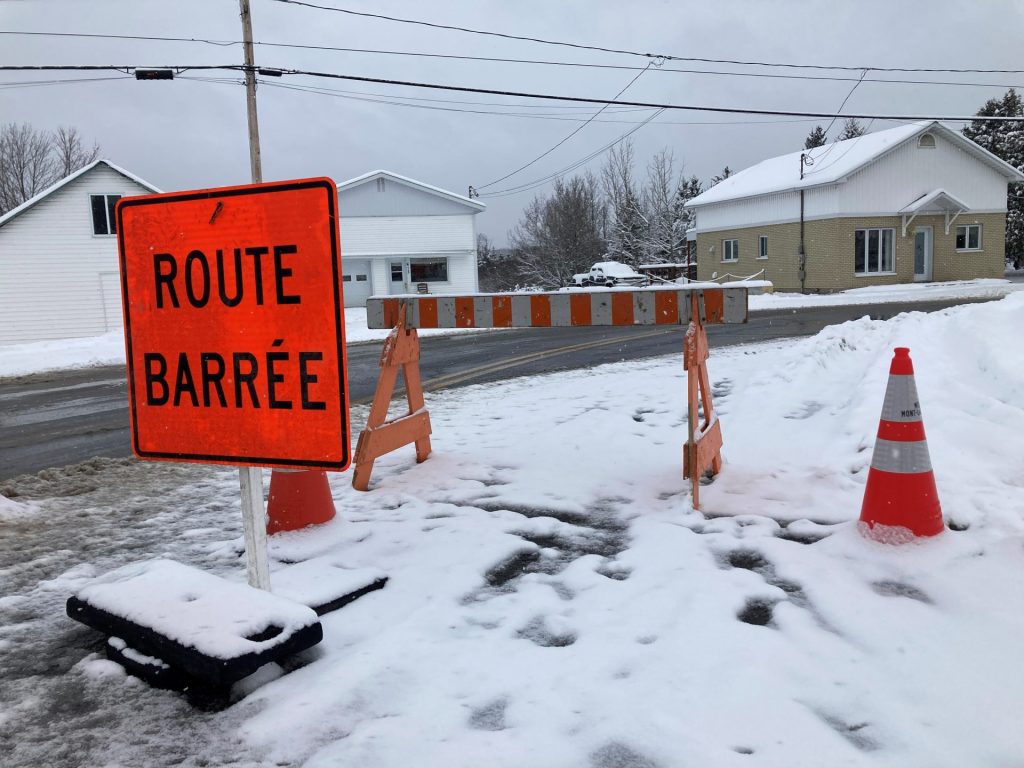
<box><xmin>641</xmin><ymin>149</ymin><xmax>679</xmax><ymax>263</ymax></box>
<box><xmin>509</xmin><ymin>174</ymin><xmax>606</xmax><ymax>288</ymax></box>
<box><xmin>601</xmin><ymin>141</ymin><xmax>646</xmax><ymax>266</ymax></box>
<box><xmin>52</xmin><ymin>126</ymin><xmax>100</xmax><ymax>178</ymax></box>
<box><xmin>0</xmin><ymin>123</ymin><xmax>101</xmax><ymax>214</ymax></box>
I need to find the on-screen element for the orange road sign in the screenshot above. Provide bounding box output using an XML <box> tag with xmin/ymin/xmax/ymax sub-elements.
<box><xmin>116</xmin><ymin>178</ymin><xmax>350</xmax><ymax>470</ymax></box>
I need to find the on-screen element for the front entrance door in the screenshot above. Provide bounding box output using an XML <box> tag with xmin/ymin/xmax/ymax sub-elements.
<box><xmin>388</xmin><ymin>258</ymin><xmax>410</xmax><ymax>294</ymax></box>
<box><xmin>914</xmin><ymin>226</ymin><xmax>933</xmax><ymax>282</ymax></box>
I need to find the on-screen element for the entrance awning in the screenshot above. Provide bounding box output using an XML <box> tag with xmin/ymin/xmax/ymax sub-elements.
<box><xmin>898</xmin><ymin>188</ymin><xmax>970</xmax><ymax>236</ymax></box>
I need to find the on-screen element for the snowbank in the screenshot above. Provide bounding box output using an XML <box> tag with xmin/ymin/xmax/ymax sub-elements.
<box><xmin>0</xmin><ymin>493</ymin><xmax>39</xmax><ymax>522</ymax></box>
<box><xmin>749</xmin><ymin>277</ymin><xmax>1022</xmax><ymax>310</ymax></box>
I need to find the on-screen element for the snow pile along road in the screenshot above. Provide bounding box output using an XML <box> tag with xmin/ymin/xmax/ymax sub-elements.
<box><xmin>1</xmin><ymin>294</ymin><xmax>1023</xmax><ymax>767</ymax></box>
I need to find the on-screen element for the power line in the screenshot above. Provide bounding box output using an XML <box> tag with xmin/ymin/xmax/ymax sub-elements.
<box><xmin>481</xmin><ymin>110</ymin><xmax>666</xmax><ymax>198</ymax></box>
<box><xmin>257</xmin><ymin>77</ymin><xmax>828</xmax><ymax>126</ymax></box>
<box><xmin>5</xmin><ymin>31</ymin><xmax>1024</xmax><ymax>90</ymax></box>
<box><xmin>264</xmin><ymin>0</ymin><xmax>1024</xmax><ymax>75</ymax></box>
<box><xmin>476</xmin><ymin>62</ymin><xmax>655</xmax><ymax>191</ymax></box>
<box><xmin>2</xmin><ymin>64</ymin><xmax>1021</xmax><ymax>122</ymax></box>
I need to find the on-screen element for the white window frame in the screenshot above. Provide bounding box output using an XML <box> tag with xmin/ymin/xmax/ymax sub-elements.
<box><xmin>956</xmin><ymin>224</ymin><xmax>982</xmax><ymax>251</ymax></box>
<box><xmin>757</xmin><ymin>235</ymin><xmax>769</xmax><ymax>260</ymax></box>
<box><xmin>854</xmin><ymin>227</ymin><xmax>896</xmax><ymax>276</ymax></box>
<box><xmin>90</xmin><ymin>193</ymin><xmax>121</xmax><ymax>237</ymax></box>
<box><xmin>722</xmin><ymin>239</ymin><xmax>739</xmax><ymax>263</ymax></box>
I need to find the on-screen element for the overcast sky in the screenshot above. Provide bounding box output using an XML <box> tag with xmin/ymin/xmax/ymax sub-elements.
<box><xmin>3</xmin><ymin>0</ymin><xmax>1023</xmax><ymax>244</ymax></box>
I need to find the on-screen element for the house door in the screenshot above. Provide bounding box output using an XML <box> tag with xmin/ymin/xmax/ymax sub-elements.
<box><xmin>388</xmin><ymin>258</ymin><xmax>410</xmax><ymax>294</ymax></box>
<box><xmin>342</xmin><ymin>259</ymin><xmax>373</xmax><ymax>307</ymax></box>
<box><xmin>914</xmin><ymin>226</ymin><xmax>933</xmax><ymax>282</ymax></box>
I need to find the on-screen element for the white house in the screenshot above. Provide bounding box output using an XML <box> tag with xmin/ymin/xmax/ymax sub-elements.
<box><xmin>336</xmin><ymin>170</ymin><xmax>486</xmax><ymax>307</ymax></box>
<box><xmin>0</xmin><ymin>160</ymin><xmax>160</xmax><ymax>345</ymax></box>
<box><xmin>685</xmin><ymin>121</ymin><xmax>1024</xmax><ymax>293</ymax></box>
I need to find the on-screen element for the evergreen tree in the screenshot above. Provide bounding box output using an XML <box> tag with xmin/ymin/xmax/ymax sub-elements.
<box><xmin>710</xmin><ymin>166</ymin><xmax>732</xmax><ymax>186</ymax></box>
<box><xmin>673</xmin><ymin>175</ymin><xmax>702</xmax><ymax>265</ymax></box>
<box><xmin>835</xmin><ymin>118</ymin><xmax>866</xmax><ymax>141</ymax></box>
<box><xmin>963</xmin><ymin>88</ymin><xmax>1024</xmax><ymax>266</ymax></box>
<box><xmin>804</xmin><ymin>125</ymin><xmax>827</xmax><ymax>149</ymax></box>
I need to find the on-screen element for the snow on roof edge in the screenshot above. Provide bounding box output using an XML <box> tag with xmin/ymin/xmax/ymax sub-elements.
<box><xmin>336</xmin><ymin>169</ymin><xmax>486</xmax><ymax>211</ymax></box>
<box><xmin>0</xmin><ymin>159</ymin><xmax>161</xmax><ymax>230</ymax></box>
<box><xmin>685</xmin><ymin>121</ymin><xmax>1024</xmax><ymax>209</ymax></box>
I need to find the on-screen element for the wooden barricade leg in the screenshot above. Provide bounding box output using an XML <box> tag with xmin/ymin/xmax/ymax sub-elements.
<box><xmin>683</xmin><ymin>293</ymin><xmax>724</xmax><ymax>509</ymax></box>
<box><xmin>352</xmin><ymin>307</ymin><xmax>433</xmax><ymax>491</ymax></box>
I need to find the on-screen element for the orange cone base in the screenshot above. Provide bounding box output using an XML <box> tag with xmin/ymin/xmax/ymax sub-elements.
<box><xmin>267</xmin><ymin>471</ymin><xmax>336</xmax><ymax>535</ymax></box>
<box><xmin>859</xmin><ymin>469</ymin><xmax>944</xmax><ymax>542</ymax></box>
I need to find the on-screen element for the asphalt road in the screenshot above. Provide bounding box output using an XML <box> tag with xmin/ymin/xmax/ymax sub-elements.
<box><xmin>0</xmin><ymin>297</ymin><xmax>994</xmax><ymax>480</ymax></box>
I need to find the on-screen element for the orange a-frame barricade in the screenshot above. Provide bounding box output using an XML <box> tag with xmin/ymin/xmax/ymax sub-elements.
<box><xmin>351</xmin><ymin>305</ymin><xmax>432</xmax><ymax>492</ymax></box>
<box><xmin>357</xmin><ymin>285</ymin><xmax>758</xmax><ymax>507</ymax></box>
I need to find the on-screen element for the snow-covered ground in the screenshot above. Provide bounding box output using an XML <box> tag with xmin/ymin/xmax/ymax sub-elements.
<box><xmin>2</xmin><ymin>294</ymin><xmax>1024</xmax><ymax>767</ymax></box>
<box><xmin>3</xmin><ymin>279</ymin><xmax>1021</xmax><ymax>379</ymax></box>
<box><xmin>748</xmin><ymin>276</ymin><xmax>1023</xmax><ymax>310</ymax></box>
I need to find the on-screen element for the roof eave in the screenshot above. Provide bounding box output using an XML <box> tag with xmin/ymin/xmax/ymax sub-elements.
<box><xmin>336</xmin><ymin>169</ymin><xmax>486</xmax><ymax>211</ymax></box>
<box><xmin>0</xmin><ymin>159</ymin><xmax>160</xmax><ymax>230</ymax></box>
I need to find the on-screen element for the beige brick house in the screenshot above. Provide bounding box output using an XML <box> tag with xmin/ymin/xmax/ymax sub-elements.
<box><xmin>685</xmin><ymin>121</ymin><xmax>1023</xmax><ymax>293</ymax></box>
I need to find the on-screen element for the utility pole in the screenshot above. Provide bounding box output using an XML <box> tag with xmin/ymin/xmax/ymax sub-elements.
<box><xmin>240</xmin><ymin>0</ymin><xmax>262</xmax><ymax>184</ymax></box>
<box><xmin>237</xmin><ymin>0</ymin><xmax>270</xmax><ymax>590</ymax></box>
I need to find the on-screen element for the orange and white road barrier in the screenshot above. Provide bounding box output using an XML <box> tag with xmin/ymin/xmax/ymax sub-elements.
<box><xmin>366</xmin><ymin>286</ymin><xmax>751</xmax><ymax>329</ymax></box>
<box><xmin>859</xmin><ymin>347</ymin><xmax>943</xmax><ymax>542</ymax></box>
<box><xmin>267</xmin><ymin>470</ymin><xmax>336</xmax><ymax>534</ymax></box>
<box><xmin>360</xmin><ymin>285</ymin><xmax>761</xmax><ymax>503</ymax></box>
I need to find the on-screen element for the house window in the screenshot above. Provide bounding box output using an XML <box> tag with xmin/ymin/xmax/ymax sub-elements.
<box><xmin>917</xmin><ymin>133</ymin><xmax>936</xmax><ymax>149</ymax></box>
<box><xmin>410</xmin><ymin>257</ymin><xmax>448</xmax><ymax>282</ymax></box>
<box><xmin>391</xmin><ymin>263</ymin><xmax>404</xmax><ymax>281</ymax></box>
<box><xmin>854</xmin><ymin>228</ymin><xmax>895</xmax><ymax>274</ymax></box>
<box><xmin>355</xmin><ymin>274</ymin><xmax>368</xmax><ymax>282</ymax></box>
<box><xmin>90</xmin><ymin>194</ymin><xmax>120</xmax><ymax>235</ymax></box>
<box><xmin>722</xmin><ymin>239</ymin><xmax>739</xmax><ymax>262</ymax></box>
<box><xmin>342</xmin><ymin>275</ymin><xmax>352</xmax><ymax>282</ymax></box>
<box><xmin>758</xmin><ymin>235</ymin><xmax>769</xmax><ymax>259</ymax></box>
<box><xmin>956</xmin><ymin>224</ymin><xmax>982</xmax><ymax>251</ymax></box>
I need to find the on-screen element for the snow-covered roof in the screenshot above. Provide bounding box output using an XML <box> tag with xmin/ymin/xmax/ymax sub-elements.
<box><xmin>686</xmin><ymin>121</ymin><xmax>1024</xmax><ymax>208</ymax></box>
<box><xmin>336</xmin><ymin>169</ymin><xmax>486</xmax><ymax>212</ymax></box>
<box><xmin>0</xmin><ymin>159</ymin><xmax>160</xmax><ymax>230</ymax></box>
<box><xmin>899</xmin><ymin>188</ymin><xmax>969</xmax><ymax>214</ymax></box>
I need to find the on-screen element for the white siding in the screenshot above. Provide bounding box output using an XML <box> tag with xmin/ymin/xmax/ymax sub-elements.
<box><xmin>694</xmin><ymin>187</ymin><xmax>839</xmax><ymax>232</ymax></box>
<box><xmin>0</xmin><ymin>165</ymin><xmax>154</xmax><ymax>345</ymax></box>
<box><xmin>339</xmin><ymin>180</ymin><xmax>478</xmax><ymax>217</ymax></box>
<box><xmin>840</xmin><ymin>131</ymin><xmax>1009</xmax><ymax>213</ymax></box>
<box><xmin>337</xmin><ymin>214</ymin><xmax>479</xmax><ymax>304</ymax></box>
<box><xmin>339</xmin><ymin>215</ymin><xmax>475</xmax><ymax>255</ymax></box>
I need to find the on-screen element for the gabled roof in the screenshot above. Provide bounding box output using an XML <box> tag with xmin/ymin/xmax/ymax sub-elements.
<box><xmin>0</xmin><ymin>159</ymin><xmax>160</xmax><ymax>229</ymax></box>
<box><xmin>336</xmin><ymin>169</ymin><xmax>486</xmax><ymax>212</ymax></box>
<box><xmin>899</xmin><ymin>188</ymin><xmax>969</xmax><ymax>214</ymax></box>
<box><xmin>686</xmin><ymin>121</ymin><xmax>1024</xmax><ymax>208</ymax></box>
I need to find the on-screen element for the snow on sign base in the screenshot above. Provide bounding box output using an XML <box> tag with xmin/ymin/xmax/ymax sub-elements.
<box><xmin>115</xmin><ymin>178</ymin><xmax>351</xmax><ymax>470</ymax></box>
<box><xmin>271</xmin><ymin>556</ymin><xmax>388</xmax><ymax>615</ymax></box>
<box><xmin>67</xmin><ymin>559</ymin><xmax>323</xmax><ymax>687</ymax></box>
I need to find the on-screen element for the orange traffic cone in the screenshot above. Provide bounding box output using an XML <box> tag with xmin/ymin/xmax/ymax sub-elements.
<box><xmin>267</xmin><ymin>470</ymin><xmax>336</xmax><ymax>535</ymax></box>
<box><xmin>859</xmin><ymin>347</ymin><xmax>943</xmax><ymax>543</ymax></box>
